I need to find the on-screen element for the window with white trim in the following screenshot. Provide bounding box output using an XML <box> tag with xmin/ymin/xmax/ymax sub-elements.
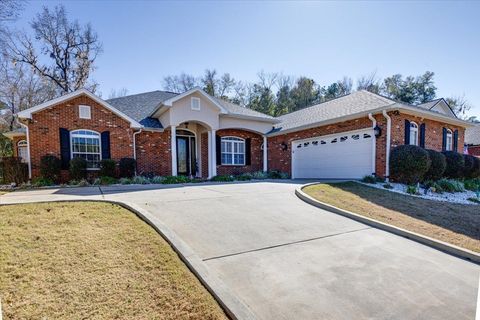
<box><xmin>17</xmin><ymin>140</ymin><xmax>28</xmax><ymax>163</ymax></box>
<box><xmin>191</xmin><ymin>97</ymin><xmax>201</xmax><ymax>111</ymax></box>
<box><xmin>446</xmin><ymin>129</ymin><xmax>453</xmax><ymax>151</ymax></box>
<box><xmin>221</xmin><ymin>137</ymin><xmax>245</xmax><ymax>165</ymax></box>
<box><xmin>79</xmin><ymin>105</ymin><xmax>91</xmax><ymax>119</ymax></box>
<box><xmin>409</xmin><ymin>122</ymin><xmax>419</xmax><ymax>146</ymax></box>
<box><xmin>70</xmin><ymin>130</ymin><xmax>101</xmax><ymax>169</ymax></box>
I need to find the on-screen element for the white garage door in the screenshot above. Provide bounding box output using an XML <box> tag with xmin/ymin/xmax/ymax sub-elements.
<box><xmin>292</xmin><ymin>129</ymin><xmax>374</xmax><ymax>179</ymax></box>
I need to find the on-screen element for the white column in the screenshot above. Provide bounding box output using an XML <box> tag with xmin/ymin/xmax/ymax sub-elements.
<box><xmin>263</xmin><ymin>135</ymin><xmax>268</xmax><ymax>172</ymax></box>
<box><xmin>211</xmin><ymin>129</ymin><xmax>217</xmax><ymax>177</ymax></box>
<box><xmin>171</xmin><ymin>125</ymin><xmax>177</xmax><ymax>176</ymax></box>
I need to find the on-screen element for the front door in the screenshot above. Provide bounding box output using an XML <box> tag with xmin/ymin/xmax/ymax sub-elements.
<box><xmin>176</xmin><ymin>136</ymin><xmax>196</xmax><ymax>176</ymax></box>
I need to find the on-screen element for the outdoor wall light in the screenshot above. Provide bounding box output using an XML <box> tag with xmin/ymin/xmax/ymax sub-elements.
<box><xmin>281</xmin><ymin>142</ymin><xmax>288</xmax><ymax>151</ymax></box>
<box><xmin>374</xmin><ymin>125</ymin><xmax>382</xmax><ymax>138</ymax></box>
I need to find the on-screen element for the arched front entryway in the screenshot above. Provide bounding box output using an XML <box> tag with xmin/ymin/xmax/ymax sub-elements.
<box><xmin>176</xmin><ymin>129</ymin><xmax>196</xmax><ymax>176</ymax></box>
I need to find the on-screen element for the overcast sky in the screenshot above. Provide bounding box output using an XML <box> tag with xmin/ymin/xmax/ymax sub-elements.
<box><xmin>15</xmin><ymin>1</ymin><xmax>480</xmax><ymax>116</ymax></box>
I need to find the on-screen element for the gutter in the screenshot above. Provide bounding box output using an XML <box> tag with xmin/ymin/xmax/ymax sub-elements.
<box><xmin>367</xmin><ymin>113</ymin><xmax>377</xmax><ymax>176</ymax></box>
<box><xmin>382</xmin><ymin>110</ymin><xmax>392</xmax><ymax>180</ymax></box>
<box><xmin>133</xmin><ymin>129</ymin><xmax>142</xmax><ymax>176</ymax></box>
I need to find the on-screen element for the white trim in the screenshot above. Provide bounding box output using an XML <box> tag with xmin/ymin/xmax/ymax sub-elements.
<box><xmin>78</xmin><ymin>105</ymin><xmax>91</xmax><ymax>119</ymax></box>
<box><xmin>220</xmin><ymin>136</ymin><xmax>246</xmax><ymax>166</ymax></box>
<box><xmin>70</xmin><ymin>129</ymin><xmax>102</xmax><ymax>170</ymax></box>
<box><xmin>171</xmin><ymin>125</ymin><xmax>177</xmax><ymax>176</ymax></box>
<box><xmin>17</xmin><ymin>88</ymin><xmax>142</xmax><ymax>128</ymax></box>
<box><xmin>157</xmin><ymin>87</ymin><xmax>228</xmax><ymax>114</ymax></box>
<box><xmin>211</xmin><ymin>129</ymin><xmax>217</xmax><ymax>176</ymax></box>
<box><xmin>176</xmin><ymin>127</ymin><xmax>197</xmax><ymax>177</ymax></box>
<box><xmin>207</xmin><ymin>131</ymin><xmax>213</xmax><ymax>179</ymax></box>
<box><xmin>409</xmin><ymin>121</ymin><xmax>419</xmax><ymax>146</ymax></box>
<box><xmin>17</xmin><ymin>139</ymin><xmax>29</xmax><ymax>164</ymax></box>
<box><xmin>368</xmin><ymin>113</ymin><xmax>377</xmax><ymax>176</ymax></box>
<box><xmin>18</xmin><ymin>123</ymin><xmax>31</xmax><ymax>179</ymax></box>
<box><xmin>446</xmin><ymin>129</ymin><xmax>453</xmax><ymax>151</ymax></box>
<box><xmin>263</xmin><ymin>135</ymin><xmax>268</xmax><ymax>172</ymax></box>
<box><xmin>191</xmin><ymin>97</ymin><xmax>201</xmax><ymax>111</ymax></box>
<box><xmin>382</xmin><ymin>110</ymin><xmax>392</xmax><ymax>180</ymax></box>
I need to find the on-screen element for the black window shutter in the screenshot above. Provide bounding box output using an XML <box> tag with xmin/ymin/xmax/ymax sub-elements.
<box><xmin>216</xmin><ymin>135</ymin><xmax>221</xmax><ymax>164</ymax></box>
<box><xmin>419</xmin><ymin>123</ymin><xmax>426</xmax><ymax>148</ymax></box>
<box><xmin>59</xmin><ymin>128</ymin><xmax>71</xmax><ymax>169</ymax></box>
<box><xmin>404</xmin><ymin>120</ymin><xmax>411</xmax><ymax>145</ymax></box>
<box><xmin>453</xmin><ymin>129</ymin><xmax>458</xmax><ymax>152</ymax></box>
<box><xmin>101</xmin><ymin>131</ymin><xmax>111</xmax><ymax>159</ymax></box>
<box><xmin>245</xmin><ymin>138</ymin><xmax>251</xmax><ymax>166</ymax></box>
<box><xmin>442</xmin><ymin>127</ymin><xmax>447</xmax><ymax>151</ymax></box>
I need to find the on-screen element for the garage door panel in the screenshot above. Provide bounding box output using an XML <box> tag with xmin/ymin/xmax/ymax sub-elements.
<box><xmin>292</xmin><ymin>129</ymin><xmax>373</xmax><ymax>179</ymax></box>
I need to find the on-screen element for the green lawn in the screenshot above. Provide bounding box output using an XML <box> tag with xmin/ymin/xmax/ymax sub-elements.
<box><xmin>0</xmin><ymin>202</ymin><xmax>227</xmax><ymax>320</ymax></box>
<box><xmin>304</xmin><ymin>182</ymin><xmax>480</xmax><ymax>253</ymax></box>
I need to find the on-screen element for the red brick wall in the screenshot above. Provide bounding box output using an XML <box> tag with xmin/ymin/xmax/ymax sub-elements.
<box><xmin>135</xmin><ymin>130</ymin><xmax>171</xmax><ymax>176</ymax></box>
<box><xmin>201</xmin><ymin>132</ymin><xmax>209</xmax><ymax>178</ymax></box>
<box><xmin>216</xmin><ymin>129</ymin><xmax>263</xmax><ymax>175</ymax></box>
<box><xmin>467</xmin><ymin>145</ymin><xmax>480</xmax><ymax>157</ymax></box>
<box><xmin>27</xmin><ymin>94</ymin><xmax>135</xmax><ymax>179</ymax></box>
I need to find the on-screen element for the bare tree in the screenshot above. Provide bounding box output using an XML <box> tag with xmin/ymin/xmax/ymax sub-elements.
<box><xmin>446</xmin><ymin>95</ymin><xmax>472</xmax><ymax>119</ymax></box>
<box><xmin>201</xmin><ymin>69</ymin><xmax>218</xmax><ymax>96</ymax></box>
<box><xmin>163</xmin><ymin>73</ymin><xmax>197</xmax><ymax>93</ymax></box>
<box><xmin>108</xmin><ymin>88</ymin><xmax>129</xmax><ymax>99</ymax></box>
<box><xmin>0</xmin><ymin>57</ymin><xmax>56</xmax><ymax>130</ymax></box>
<box><xmin>0</xmin><ymin>0</ymin><xmax>24</xmax><ymax>22</ymax></box>
<box><xmin>257</xmin><ymin>71</ymin><xmax>278</xmax><ymax>90</ymax></box>
<box><xmin>356</xmin><ymin>71</ymin><xmax>381</xmax><ymax>93</ymax></box>
<box><xmin>5</xmin><ymin>5</ymin><xmax>102</xmax><ymax>95</ymax></box>
<box><xmin>218</xmin><ymin>73</ymin><xmax>235</xmax><ymax>98</ymax></box>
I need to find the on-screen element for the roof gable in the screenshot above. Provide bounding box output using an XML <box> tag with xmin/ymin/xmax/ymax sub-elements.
<box><xmin>17</xmin><ymin>89</ymin><xmax>142</xmax><ymax>128</ymax></box>
<box><xmin>417</xmin><ymin>98</ymin><xmax>456</xmax><ymax>118</ymax></box>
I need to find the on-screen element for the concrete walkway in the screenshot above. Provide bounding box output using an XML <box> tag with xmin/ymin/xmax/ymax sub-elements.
<box><xmin>1</xmin><ymin>181</ymin><xmax>479</xmax><ymax>320</ymax></box>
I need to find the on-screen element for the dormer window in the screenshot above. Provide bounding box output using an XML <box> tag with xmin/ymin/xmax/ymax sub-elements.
<box><xmin>79</xmin><ymin>105</ymin><xmax>91</xmax><ymax>119</ymax></box>
<box><xmin>191</xmin><ymin>97</ymin><xmax>201</xmax><ymax>111</ymax></box>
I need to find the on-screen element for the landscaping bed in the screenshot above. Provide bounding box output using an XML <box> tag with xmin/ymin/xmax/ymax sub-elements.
<box><xmin>0</xmin><ymin>202</ymin><xmax>227</xmax><ymax>319</ymax></box>
<box><xmin>303</xmin><ymin>182</ymin><xmax>480</xmax><ymax>253</ymax></box>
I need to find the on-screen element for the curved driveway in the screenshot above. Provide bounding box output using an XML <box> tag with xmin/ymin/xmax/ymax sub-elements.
<box><xmin>2</xmin><ymin>181</ymin><xmax>479</xmax><ymax>319</ymax></box>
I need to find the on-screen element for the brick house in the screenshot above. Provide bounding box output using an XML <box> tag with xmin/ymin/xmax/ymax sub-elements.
<box><xmin>4</xmin><ymin>87</ymin><xmax>472</xmax><ymax>181</ymax></box>
<box><xmin>465</xmin><ymin>124</ymin><xmax>480</xmax><ymax>157</ymax></box>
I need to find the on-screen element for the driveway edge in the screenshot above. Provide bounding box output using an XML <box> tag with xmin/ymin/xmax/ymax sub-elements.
<box><xmin>0</xmin><ymin>199</ymin><xmax>255</xmax><ymax>320</ymax></box>
<box><xmin>296</xmin><ymin>183</ymin><xmax>480</xmax><ymax>264</ymax></box>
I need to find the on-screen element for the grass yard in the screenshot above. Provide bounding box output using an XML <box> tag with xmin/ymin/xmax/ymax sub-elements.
<box><xmin>0</xmin><ymin>202</ymin><xmax>227</xmax><ymax>320</ymax></box>
<box><xmin>303</xmin><ymin>182</ymin><xmax>480</xmax><ymax>253</ymax></box>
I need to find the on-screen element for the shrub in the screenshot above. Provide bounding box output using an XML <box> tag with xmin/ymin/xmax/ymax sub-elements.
<box><xmin>383</xmin><ymin>183</ymin><xmax>393</xmax><ymax>189</ymax></box>
<box><xmin>467</xmin><ymin>197</ymin><xmax>480</xmax><ymax>204</ymax></box>
<box><xmin>390</xmin><ymin>145</ymin><xmax>431</xmax><ymax>184</ymax></box>
<box><xmin>131</xmin><ymin>175</ymin><xmax>150</xmax><ymax>184</ymax></box>
<box><xmin>471</xmin><ymin>157</ymin><xmax>480</xmax><ymax>178</ymax></box>
<box><xmin>40</xmin><ymin>155</ymin><xmax>61</xmax><ymax>182</ymax></box>
<box><xmin>463</xmin><ymin>154</ymin><xmax>480</xmax><ymax>179</ymax></box>
<box><xmin>119</xmin><ymin>177</ymin><xmax>132</xmax><ymax>185</ymax></box>
<box><xmin>361</xmin><ymin>175</ymin><xmax>377</xmax><ymax>184</ymax></box>
<box><xmin>119</xmin><ymin>158</ymin><xmax>136</xmax><ymax>178</ymax></box>
<box><xmin>406</xmin><ymin>185</ymin><xmax>419</xmax><ymax>195</ymax></box>
<box><xmin>32</xmin><ymin>177</ymin><xmax>54</xmax><ymax>187</ymax></box>
<box><xmin>236</xmin><ymin>173</ymin><xmax>252</xmax><ymax>181</ymax></box>
<box><xmin>423</xmin><ymin>150</ymin><xmax>446</xmax><ymax>181</ymax></box>
<box><xmin>98</xmin><ymin>176</ymin><xmax>117</xmax><ymax>185</ymax></box>
<box><xmin>211</xmin><ymin>175</ymin><xmax>235</xmax><ymax>182</ymax></box>
<box><xmin>99</xmin><ymin>159</ymin><xmax>116</xmax><ymax>177</ymax></box>
<box><xmin>442</xmin><ymin>151</ymin><xmax>465</xmax><ymax>179</ymax></box>
<box><xmin>268</xmin><ymin>170</ymin><xmax>289</xmax><ymax>179</ymax></box>
<box><xmin>0</xmin><ymin>157</ymin><xmax>28</xmax><ymax>184</ymax></box>
<box><xmin>150</xmin><ymin>176</ymin><xmax>164</xmax><ymax>184</ymax></box>
<box><xmin>162</xmin><ymin>175</ymin><xmax>190</xmax><ymax>184</ymax></box>
<box><xmin>252</xmin><ymin>171</ymin><xmax>268</xmax><ymax>180</ymax></box>
<box><xmin>69</xmin><ymin>157</ymin><xmax>87</xmax><ymax>180</ymax></box>
<box><xmin>437</xmin><ymin>178</ymin><xmax>465</xmax><ymax>193</ymax></box>
<box><xmin>423</xmin><ymin>180</ymin><xmax>444</xmax><ymax>194</ymax></box>
<box><xmin>464</xmin><ymin>179</ymin><xmax>480</xmax><ymax>192</ymax></box>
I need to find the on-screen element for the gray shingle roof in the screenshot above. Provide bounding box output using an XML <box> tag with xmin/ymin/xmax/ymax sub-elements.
<box><xmin>465</xmin><ymin>124</ymin><xmax>480</xmax><ymax>145</ymax></box>
<box><xmin>275</xmin><ymin>90</ymin><xmax>395</xmax><ymax>132</ymax></box>
<box><xmin>417</xmin><ymin>99</ymin><xmax>442</xmax><ymax>110</ymax></box>
<box><xmin>106</xmin><ymin>91</ymin><xmax>177</xmax><ymax>129</ymax></box>
<box><xmin>213</xmin><ymin>97</ymin><xmax>277</xmax><ymax>121</ymax></box>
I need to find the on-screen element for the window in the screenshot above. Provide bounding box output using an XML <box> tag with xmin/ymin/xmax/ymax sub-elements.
<box><xmin>79</xmin><ymin>105</ymin><xmax>91</xmax><ymax>119</ymax></box>
<box><xmin>191</xmin><ymin>97</ymin><xmax>201</xmax><ymax>111</ymax></box>
<box><xmin>17</xmin><ymin>140</ymin><xmax>28</xmax><ymax>163</ymax></box>
<box><xmin>363</xmin><ymin>133</ymin><xmax>372</xmax><ymax>139</ymax></box>
<box><xmin>70</xmin><ymin>130</ymin><xmax>101</xmax><ymax>169</ymax></box>
<box><xmin>352</xmin><ymin>134</ymin><xmax>360</xmax><ymax>140</ymax></box>
<box><xmin>446</xmin><ymin>129</ymin><xmax>453</xmax><ymax>151</ymax></box>
<box><xmin>409</xmin><ymin>122</ymin><xmax>419</xmax><ymax>146</ymax></box>
<box><xmin>340</xmin><ymin>136</ymin><xmax>348</xmax><ymax>142</ymax></box>
<box><xmin>221</xmin><ymin>137</ymin><xmax>245</xmax><ymax>165</ymax></box>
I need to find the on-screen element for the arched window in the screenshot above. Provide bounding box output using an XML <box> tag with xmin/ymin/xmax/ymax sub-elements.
<box><xmin>17</xmin><ymin>140</ymin><xmax>28</xmax><ymax>163</ymax></box>
<box><xmin>221</xmin><ymin>137</ymin><xmax>245</xmax><ymax>165</ymax></box>
<box><xmin>409</xmin><ymin>122</ymin><xmax>419</xmax><ymax>146</ymax></box>
<box><xmin>70</xmin><ymin>130</ymin><xmax>101</xmax><ymax>169</ymax></box>
<box><xmin>445</xmin><ymin>129</ymin><xmax>453</xmax><ymax>151</ymax></box>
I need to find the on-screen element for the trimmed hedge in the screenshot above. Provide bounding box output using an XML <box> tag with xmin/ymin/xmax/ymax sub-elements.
<box><xmin>442</xmin><ymin>151</ymin><xmax>465</xmax><ymax>179</ymax></box>
<box><xmin>119</xmin><ymin>158</ymin><xmax>136</xmax><ymax>178</ymax></box>
<box><xmin>40</xmin><ymin>155</ymin><xmax>61</xmax><ymax>182</ymax></box>
<box><xmin>463</xmin><ymin>154</ymin><xmax>480</xmax><ymax>179</ymax></box>
<box><xmin>472</xmin><ymin>157</ymin><xmax>480</xmax><ymax>178</ymax></box>
<box><xmin>100</xmin><ymin>159</ymin><xmax>116</xmax><ymax>177</ymax></box>
<box><xmin>390</xmin><ymin>145</ymin><xmax>431</xmax><ymax>184</ymax></box>
<box><xmin>69</xmin><ymin>157</ymin><xmax>87</xmax><ymax>180</ymax></box>
<box><xmin>423</xmin><ymin>149</ymin><xmax>446</xmax><ymax>181</ymax></box>
<box><xmin>0</xmin><ymin>157</ymin><xmax>28</xmax><ymax>184</ymax></box>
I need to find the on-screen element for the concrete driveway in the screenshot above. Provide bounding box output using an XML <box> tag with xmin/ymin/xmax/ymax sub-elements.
<box><xmin>1</xmin><ymin>181</ymin><xmax>479</xmax><ymax>319</ymax></box>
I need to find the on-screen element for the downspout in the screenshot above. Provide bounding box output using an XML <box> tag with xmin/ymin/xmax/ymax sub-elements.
<box><xmin>19</xmin><ymin>121</ymin><xmax>32</xmax><ymax>180</ymax></box>
<box><xmin>382</xmin><ymin>110</ymin><xmax>392</xmax><ymax>181</ymax></box>
<box><xmin>367</xmin><ymin>113</ymin><xmax>376</xmax><ymax>176</ymax></box>
<box><xmin>133</xmin><ymin>129</ymin><xmax>142</xmax><ymax>175</ymax></box>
